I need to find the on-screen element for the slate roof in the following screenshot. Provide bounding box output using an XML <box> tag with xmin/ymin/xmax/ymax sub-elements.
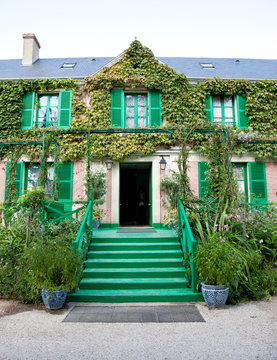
<box><xmin>1</xmin><ymin>56</ymin><xmax>277</xmax><ymax>81</ymax></box>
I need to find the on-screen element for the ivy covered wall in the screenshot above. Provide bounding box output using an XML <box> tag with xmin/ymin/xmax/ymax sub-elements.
<box><xmin>0</xmin><ymin>40</ymin><xmax>276</xmax><ymax>162</ymax></box>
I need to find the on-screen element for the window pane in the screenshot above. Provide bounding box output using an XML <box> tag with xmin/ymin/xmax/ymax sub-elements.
<box><xmin>39</xmin><ymin>96</ymin><xmax>48</xmax><ymax>106</ymax></box>
<box><xmin>138</xmin><ymin>118</ymin><xmax>146</xmax><ymax>127</ymax></box>
<box><xmin>138</xmin><ymin>106</ymin><xmax>146</xmax><ymax>117</ymax></box>
<box><xmin>126</xmin><ymin>95</ymin><xmax>135</xmax><ymax>106</ymax></box>
<box><xmin>126</xmin><ymin>107</ymin><xmax>135</xmax><ymax>117</ymax></box>
<box><xmin>50</xmin><ymin>96</ymin><xmax>58</xmax><ymax>106</ymax></box>
<box><xmin>138</xmin><ymin>95</ymin><xmax>146</xmax><ymax>105</ymax></box>
<box><xmin>233</xmin><ymin>166</ymin><xmax>244</xmax><ymax>180</ymax></box>
<box><xmin>225</xmin><ymin>107</ymin><xmax>233</xmax><ymax>118</ymax></box>
<box><xmin>214</xmin><ymin>107</ymin><xmax>222</xmax><ymax>118</ymax></box>
<box><xmin>27</xmin><ymin>166</ymin><xmax>39</xmax><ymax>190</ymax></box>
<box><xmin>237</xmin><ymin>181</ymin><xmax>245</xmax><ymax>194</ymax></box>
<box><xmin>45</xmin><ymin>181</ymin><xmax>54</xmax><ymax>195</ymax></box>
<box><xmin>213</xmin><ymin>96</ymin><xmax>221</xmax><ymax>106</ymax></box>
<box><xmin>38</xmin><ymin>107</ymin><xmax>47</xmax><ymax>118</ymax></box>
<box><xmin>47</xmin><ymin>167</ymin><xmax>54</xmax><ymax>180</ymax></box>
<box><xmin>126</xmin><ymin>118</ymin><xmax>135</xmax><ymax>128</ymax></box>
<box><xmin>224</xmin><ymin>97</ymin><xmax>232</xmax><ymax>107</ymax></box>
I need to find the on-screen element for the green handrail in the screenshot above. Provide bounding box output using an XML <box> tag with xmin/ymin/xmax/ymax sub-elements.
<box><xmin>72</xmin><ymin>199</ymin><xmax>93</xmax><ymax>258</ymax></box>
<box><xmin>177</xmin><ymin>198</ymin><xmax>199</xmax><ymax>293</ymax></box>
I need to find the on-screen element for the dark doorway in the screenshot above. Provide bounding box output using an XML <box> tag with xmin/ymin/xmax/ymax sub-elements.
<box><xmin>120</xmin><ymin>163</ymin><xmax>152</xmax><ymax>226</ymax></box>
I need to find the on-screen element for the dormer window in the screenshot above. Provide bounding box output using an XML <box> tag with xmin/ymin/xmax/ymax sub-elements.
<box><xmin>61</xmin><ymin>62</ymin><xmax>76</xmax><ymax>69</ymax></box>
<box><xmin>200</xmin><ymin>63</ymin><xmax>215</xmax><ymax>69</ymax></box>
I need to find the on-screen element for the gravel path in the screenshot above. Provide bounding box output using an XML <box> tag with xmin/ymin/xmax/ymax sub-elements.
<box><xmin>0</xmin><ymin>297</ymin><xmax>276</xmax><ymax>360</ymax></box>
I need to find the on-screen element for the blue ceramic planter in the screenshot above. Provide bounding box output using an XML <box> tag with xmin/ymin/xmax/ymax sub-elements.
<box><xmin>42</xmin><ymin>287</ymin><xmax>67</xmax><ymax>309</ymax></box>
<box><xmin>93</xmin><ymin>220</ymin><xmax>101</xmax><ymax>230</ymax></box>
<box><xmin>201</xmin><ymin>282</ymin><xmax>229</xmax><ymax>307</ymax></box>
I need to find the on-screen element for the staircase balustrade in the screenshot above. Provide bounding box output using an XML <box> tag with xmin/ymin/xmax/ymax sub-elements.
<box><xmin>177</xmin><ymin>198</ymin><xmax>199</xmax><ymax>293</ymax></box>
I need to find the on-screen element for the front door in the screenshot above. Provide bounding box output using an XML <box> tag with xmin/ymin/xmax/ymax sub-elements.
<box><xmin>120</xmin><ymin>163</ymin><xmax>152</xmax><ymax>226</ymax></box>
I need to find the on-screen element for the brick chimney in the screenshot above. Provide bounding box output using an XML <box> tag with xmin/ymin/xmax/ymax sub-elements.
<box><xmin>22</xmin><ymin>33</ymin><xmax>40</xmax><ymax>66</ymax></box>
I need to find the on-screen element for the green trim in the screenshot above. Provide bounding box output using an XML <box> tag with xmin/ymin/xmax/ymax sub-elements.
<box><xmin>124</xmin><ymin>93</ymin><xmax>148</xmax><ymax>128</ymax></box>
<box><xmin>249</xmin><ymin>162</ymin><xmax>267</xmax><ymax>204</ymax></box>
<box><xmin>198</xmin><ymin>162</ymin><xmax>209</xmax><ymax>199</ymax></box>
<box><xmin>100</xmin><ymin>223</ymin><xmax>120</xmax><ymax>228</ymax></box>
<box><xmin>149</xmin><ymin>163</ymin><xmax>152</xmax><ymax>226</ymax></box>
<box><xmin>36</xmin><ymin>94</ymin><xmax>59</xmax><ymax>128</ymax></box>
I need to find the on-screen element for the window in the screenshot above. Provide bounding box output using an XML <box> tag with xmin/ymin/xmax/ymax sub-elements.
<box><xmin>200</xmin><ymin>63</ymin><xmax>215</xmax><ymax>69</ymax></box>
<box><xmin>21</xmin><ymin>90</ymin><xmax>72</xmax><ymax>130</ymax></box>
<box><xmin>36</xmin><ymin>95</ymin><xmax>59</xmax><ymax>128</ymax></box>
<box><xmin>233</xmin><ymin>163</ymin><xmax>248</xmax><ymax>202</ymax></box>
<box><xmin>198</xmin><ymin>161</ymin><xmax>267</xmax><ymax>204</ymax></box>
<box><xmin>25</xmin><ymin>164</ymin><xmax>54</xmax><ymax>196</ymax></box>
<box><xmin>205</xmin><ymin>94</ymin><xmax>249</xmax><ymax>129</ymax></box>
<box><xmin>125</xmin><ymin>94</ymin><xmax>147</xmax><ymax>128</ymax></box>
<box><xmin>5</xmin><ymin>162</ymin><xmax>73</xmax><ymax>211</ymax></box>
<box><xmin>111</xmin><ymin>89</ymin><xmax>161</xmax><ymax>128</ymax></box>
<box><xmin>61</xmin><ymin>62</ymin><xmax>76</xmax><ymax>69</ymax></box>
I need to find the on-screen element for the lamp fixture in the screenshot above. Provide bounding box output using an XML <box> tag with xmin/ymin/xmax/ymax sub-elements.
<box><xmin>159</xmin><ymin>155</ymin><xmax>167</xmax><ymax>170</ymax></box>
<box><xmin>105</xmin><ymin>159</ymin><xmax>113</xmax><ymax>170</ymax></box>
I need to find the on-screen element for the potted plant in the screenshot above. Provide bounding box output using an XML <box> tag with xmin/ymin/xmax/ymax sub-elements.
<box><xmin>93</xmin><ymin>207</ymin><xmax>107</xmax><ymax>229</ymax></box>
<box><xmin>24</xmin><ymin>239</ymin><xmax>82</xmax><ymax>309</ymax></box>
<box><xmin>195</xmin><ymin>234</ymin><xmax>241</xmax><ymax>307</ymax></box>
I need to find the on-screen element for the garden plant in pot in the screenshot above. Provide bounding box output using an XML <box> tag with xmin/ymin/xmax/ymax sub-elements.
<box><xmin>24</xmin><ymin>239</ymin><xmax>82</xmax><ymax>309</ymax></box>
<box><xmin>195</xmin><ymin>234</ymin><xmax>241</xmax><ymax>307</ymax></box>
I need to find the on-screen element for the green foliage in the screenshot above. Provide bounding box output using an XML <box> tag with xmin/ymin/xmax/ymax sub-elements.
<box><xmin>23</xmin><ymin>239</ymin><xmax>82</xmax><ymax>293</ymax></box>
<box><xmin>160</xmin><ymin>173</ymin><xmax>181</xmax><ymax>208</ymax></box>
<box><xmin>86</xmin><ymin>167</ymin><xmax>106</xmax><ymax>204</ymax></box>
<box><xmin>191</xmin><ymin>203</ymin><xmax>277</xmax><ymax>303</ymax></box>
<box><xmin>0</xmin><ymin>210</ymin><xmax>81</xmax><ymax>302</ymax></box>
<box><xmin>196</xmin><ymin>235</ymin><xmax>242</xmax><ymax>287</ymax></box>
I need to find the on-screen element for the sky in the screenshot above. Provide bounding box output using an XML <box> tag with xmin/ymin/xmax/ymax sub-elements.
<box><xmin>0</xmin><ymin>0</ymin><xmax>277</xmax><ymax>60</ymax></box>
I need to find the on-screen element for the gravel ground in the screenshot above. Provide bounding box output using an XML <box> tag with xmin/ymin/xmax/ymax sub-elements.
<box><xmin>0</xmin><ymin>297</ymin><xmax>276</xmax><ymax>360</ymax></box>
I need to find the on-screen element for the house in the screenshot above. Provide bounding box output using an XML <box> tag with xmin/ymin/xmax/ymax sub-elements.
<box><xmin>0</xmin><ymin>33</ymin><xmax>276</xmax><ymax>226</ymax></box>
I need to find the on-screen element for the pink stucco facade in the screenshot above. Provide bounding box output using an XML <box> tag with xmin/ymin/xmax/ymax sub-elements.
<box><xmin>72</xmin><ymin>161</ymin><xmax>85</xmax><ymax>201</ymax></box>
<box><xmin>0</xmin><ymin>161</ymin><xmax>7</xmax><ymax>204</ymax></box>
<box><xmin>188</xmin><ymin>162</ymin><xmax>199</xmax><ymax>197</ymax></box>
<box><xmin>266</xmin><ymin>162</ymin><xmax>277</xmax><ymax>203</ymax></box>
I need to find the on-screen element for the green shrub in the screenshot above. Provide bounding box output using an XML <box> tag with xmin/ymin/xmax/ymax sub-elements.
<box><xmin>23</xmin><ymin>239</ymin><xmax>82</xmax><ymax>293</ymax></box>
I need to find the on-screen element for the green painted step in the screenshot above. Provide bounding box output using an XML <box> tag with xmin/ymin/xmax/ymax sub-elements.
<box><xmin>82</xmin><ymin>268</ymin><xmax>187</xmax><ymax>279</ymax></box>
<box><xmin>79</xmin><ymin>277</ymin><xmax>189</xmax><ymax>290</ymax></box>
<box><xmin>67</xmin><ymin>288</ymin><xmax>204</xmax><ymax>303</ymax></box>
<box><xmin>87</xmin><ymin>250</ymin><xmax>183</xmax><ymax>260</ymax></box>
<box><xmin>92</xmin><ymin>237</ymin><xmax>178</xmax><ymax>244</ymax></box>
<box><xmin>90</xmin><ymin>242</ymin><xmax>180</xmax><ymax>251</ymax></box>
<box><xmin>85</xmin><ymin>258</ymin><xmax>184</xmax><ymax>268</ymax></box>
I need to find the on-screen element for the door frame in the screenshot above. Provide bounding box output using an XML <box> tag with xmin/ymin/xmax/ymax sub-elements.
<box><xmin>119</xmin><ymin>162</ymin><xmax>152</xmax><ymax>226</ymax></box>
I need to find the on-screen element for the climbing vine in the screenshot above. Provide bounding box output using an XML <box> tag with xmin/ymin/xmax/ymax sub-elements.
<box><xmin>0</xmin><ymin>40</ymin><xmax>276</xmax><ymax>211</ymax></box>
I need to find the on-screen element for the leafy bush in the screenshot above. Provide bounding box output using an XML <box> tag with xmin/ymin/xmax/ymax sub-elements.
<box><xmin>191</xmin><ymin>203</ymin><xmax>277</xmax><ymax>303</ymax></box>
<box><xmin>23</xmin><ymin>240</ymin><xmax>82</xmax><ymax>293</ymax></box>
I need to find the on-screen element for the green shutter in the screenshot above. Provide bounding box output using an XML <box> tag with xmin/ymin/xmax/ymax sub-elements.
<box><xmin>21</xmin><ymin>92</ymin><xmax>35</xmax><ymax>129</ymax></box>
<box><xmin>58</xmin><ymin>162</ymin><xmax>73</xmax><ymax>212</ymax></box>
<box><xmin>198</xmin><ymin>162</ymin><xmax>210</xmax><ymax>199</ymax></box>
<box><xmin>58</xmin><ymin>90</ymin><xmax>72</xmax><ymax>129</ymax></box>
<box><xmin>249</xmin><ymin>162</ymin><xmax>267</xmax><ymax>204</ymax></box>
<box><xmin>205</xmin><ymin>96</ymin><xmax>213</xmax><ymax>123</ymax></box>
<box><xmin>149</xmin><ymin>90</ymin><xmax>161</xmax><ymax>127</ymax></box>
<box><xmin>111</xmin><ymin>89</ymin><xmax>123</xmax><ymax>128</ymax></box>
<box><xmin>237</xmin><ymin>95</ymin><xmax>249</xmax><ymax>129</ymax></box>
<box><xmin>5</xmin><ymin>162</ymin><xmax>24</xmax><ymax>200</ymax></box>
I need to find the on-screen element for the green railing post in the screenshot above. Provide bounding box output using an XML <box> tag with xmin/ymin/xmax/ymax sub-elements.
<box><xmin>178</xmin><ymin>197</ymin><xmax>199</xmax><ymax>294</ymax></box>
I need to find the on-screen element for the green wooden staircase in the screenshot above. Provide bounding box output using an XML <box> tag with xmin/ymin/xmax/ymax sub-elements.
<box><xmin>67</xmin><ymin>228</ymin><xmax>203</xmax><ymax>303</ymax></box>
